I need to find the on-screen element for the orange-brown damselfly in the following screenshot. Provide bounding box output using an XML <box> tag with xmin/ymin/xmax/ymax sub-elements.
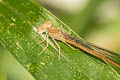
<box><xmin>34</xmin><ymin>21</ymin><xmax>120</xmax><ymax>68</ymax></box>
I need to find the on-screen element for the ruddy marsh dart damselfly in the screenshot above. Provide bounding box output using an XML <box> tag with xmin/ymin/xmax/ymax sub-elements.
<box><xmin>34</xmin><ymin>21</ymin><xmax>120</xmax><ymax>68</ymax></box>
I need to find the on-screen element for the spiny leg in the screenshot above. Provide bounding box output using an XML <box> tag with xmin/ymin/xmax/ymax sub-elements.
<box><xmin>37</xmin><ymin>32</ymin><xmax>48</xmax><ymax>44</ymax></box>
<box><xmin>37</xmin><ymin>39</ymin><xmax>46</xmax><ymax>44</ymax></box>
<box><xmin>52</xmin><ymin>39</ymin><xmax>70</xmax><ymax>62</ymax></box>
<box><xmin>52</xmin><ymin>38</ymin><xmax>61</xmax><ymax>61</ymax></box>
<box><xmin>40</xmin><ymin>35</ymin><xmax>49</xmax><ymax>54</ymax></box>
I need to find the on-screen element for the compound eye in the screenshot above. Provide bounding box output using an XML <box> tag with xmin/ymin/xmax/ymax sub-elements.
<box><xmin>37</xmin><ymin>24</ymin><xmax>46</xmax><ymax>33</ymax></box>
<box><xmin>37</xmin><ymin>27</ymin><xmax>41</xmax><ymax>32</ymax></box>
<box><xmin>45</xmin><ymin>21</ymin><xmax>52</xmax><ymax>27</ymax></box>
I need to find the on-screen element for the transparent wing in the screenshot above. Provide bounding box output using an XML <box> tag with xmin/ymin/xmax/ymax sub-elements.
<box><xmin>65</xmin><ymin>34</ymin><xmax>120</xmax><ymax>67</ymax></box>
<box><xmin>84</xmin><ymin>41</ymin><xmax>120</xmax><ymax>65</ymax></box>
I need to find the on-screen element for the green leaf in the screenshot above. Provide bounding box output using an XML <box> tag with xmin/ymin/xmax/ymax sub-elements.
<box><xmin>0</xmin><ymin>0</ymin><xmax>120</xmax><ymax>80</ymax></box>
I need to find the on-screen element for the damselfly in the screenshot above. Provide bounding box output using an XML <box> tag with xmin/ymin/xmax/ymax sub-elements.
<box><xmin>34</xmin><ymin>21</ymin><xmax>120</xmax><ymax>68</ymax></box>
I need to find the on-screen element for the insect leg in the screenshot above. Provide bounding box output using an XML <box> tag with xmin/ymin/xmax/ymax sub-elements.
<box><xmin>40</xmin><ymin>35</ymin><xmax>49</xmax><ymax>54</ymax></box>
<box><xmin>52</xmin><ymin>38</ymin><xmax>61</xmax><ymax>61</ymax></box>
<box><xmin>37</xmin><ymin>31</ymin><xmax>48</xmax><ymax>44</ymax></box>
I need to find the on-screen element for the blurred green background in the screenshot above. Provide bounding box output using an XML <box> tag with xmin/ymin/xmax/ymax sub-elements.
<box><xmin>0</xmin><ymin>0</ymin><xmax>120</xmax><ymax>80</ymax></box>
